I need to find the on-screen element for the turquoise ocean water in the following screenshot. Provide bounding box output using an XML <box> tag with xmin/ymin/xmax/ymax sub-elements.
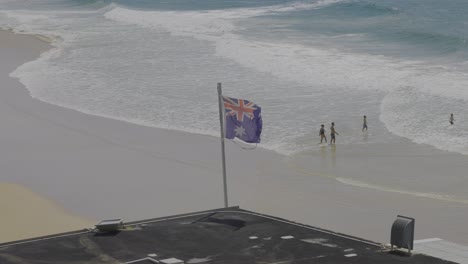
<box><xmin>1</xmin><ymin>0</ymin><xmax>468</xmax><ymax>155</ymax></box>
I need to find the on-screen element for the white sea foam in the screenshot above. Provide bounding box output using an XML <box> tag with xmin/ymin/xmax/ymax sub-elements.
<box><xmin>104</xmin><ymin>0</ymin><xmax>345</xmax><ymax>38</ymax></box>
<box><xmin>380</xmin><ymin>87</ymin><xmax>468</xmax><ymax>155</ymax></box>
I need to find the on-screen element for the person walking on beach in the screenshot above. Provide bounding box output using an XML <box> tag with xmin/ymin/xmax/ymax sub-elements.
<box><xmin>362</xmin><ymin>115</ymin><xmax>368</xmax><ymax>132</ymax></box>
<box><xmin>330</xmin><ymin>122</ymin><xmax>339</xmax><ymax>144</ymax></box>
<box><xmin>319</xmin><ymin>124</ymin><xmax>327</xmax><ymax>144</ymax></box>
<box><xmin>449</xmin><ymin>113</ymin><xmax>455</xmax><ymax>125</ymax></box>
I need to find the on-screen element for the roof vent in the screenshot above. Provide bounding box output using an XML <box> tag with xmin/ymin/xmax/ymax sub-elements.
<box><xmin>95</xmin><ymin>219</ymin><xmax>123</xmax><ymax>232</ymax></box>
<box><xmin>390</xmin><ymin>215</ymin><xmax>415</xmax><ymax>253</ymax></box>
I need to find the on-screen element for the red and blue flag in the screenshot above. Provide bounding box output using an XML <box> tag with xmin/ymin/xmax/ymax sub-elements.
<box><xmin>223</xmin><ymin>96</ymin><xmax>262</xmax><ymax>143</ymax></box>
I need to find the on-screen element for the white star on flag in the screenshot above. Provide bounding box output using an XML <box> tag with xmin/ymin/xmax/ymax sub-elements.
<box><xmin>234</xmin><ymin>126</ymin><xmax>246</xmax><ymax>137</ymax></box>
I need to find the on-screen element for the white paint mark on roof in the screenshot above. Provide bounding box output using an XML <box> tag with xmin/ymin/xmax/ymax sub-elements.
<box><xmin>249</xmin><ymin>236</ymin><xmax>258</xmax><ymax>240</ymax></box>
<box><xmin>301</xmin><ymin>238</ymin><xmax>338</xmax><ymax>248</ymax></box>
<box><xmin>126</xmin><ymin>257</ymin><xmax>158</xmax><ymax>264</ymax></box>
<box><xmin>160</xmin><ymin>258</ymin><xmax>184</xmax><ymax>264</ymax></box>
<box><xmin>187</xmin><ymin>257</ymin><xmax>211</xmax><ymax>263</ymax></box>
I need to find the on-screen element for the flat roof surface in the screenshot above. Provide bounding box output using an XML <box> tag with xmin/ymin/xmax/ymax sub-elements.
<box><xmin>414</xmin><ymin>238</ymin><xmax>468</xmax><ymax>264</ymax></box>
<box><xmin>0</xmin><ymin>207</ymin><xmax>456</xmax><ymax>264</ymax></box>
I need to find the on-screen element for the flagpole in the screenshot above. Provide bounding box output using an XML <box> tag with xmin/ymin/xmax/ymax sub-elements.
<box><xmin>217</xmin><ymin>83</ymin><xmax>228</xmax><ymax>208</ymax></box>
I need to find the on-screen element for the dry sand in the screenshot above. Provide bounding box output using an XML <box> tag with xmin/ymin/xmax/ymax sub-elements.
<box><xmin>1</xmin><ymin>29</ymin><xmax>468</xmax><ymax>246</ymax></box>
<box><xmin>0</xmin><ymin>183</ymin><xmax>93</xmax><ymax>243</ymax></box>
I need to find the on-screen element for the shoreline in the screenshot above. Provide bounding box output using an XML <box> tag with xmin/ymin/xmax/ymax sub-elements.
<box><xmin>0</xmin><ymin>27</ymin><xmax>56</xmax><ymax>44</ymax></box>
<box><xmin>2</xmin><ymin>28</ymin><xmax>468</xmax><ymax>246</ymax></box>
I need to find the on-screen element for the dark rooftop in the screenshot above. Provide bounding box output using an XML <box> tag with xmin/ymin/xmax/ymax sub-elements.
<box><xmin>0</xmin><ymin>207</ymin><xmax>456</xmax><ymax>264</ymax></box>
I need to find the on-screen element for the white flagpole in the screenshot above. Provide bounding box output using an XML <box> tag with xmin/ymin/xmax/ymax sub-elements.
<box><xmin>217</xmin><ymin>83</ymin><xmax>228</xmax><ymax>208</ymax></box>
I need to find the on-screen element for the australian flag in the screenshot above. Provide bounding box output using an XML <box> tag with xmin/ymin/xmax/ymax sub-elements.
<box><xmin>223</xmin><ymin>96</ymin><xmax>262</xmax><ymax>143</ymax></box>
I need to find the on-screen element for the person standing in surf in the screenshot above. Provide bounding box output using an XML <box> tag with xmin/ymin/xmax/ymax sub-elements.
<box><xmin>449</xmin><ymin>113</ymin><xmax>455</xmax><ymax>125</ymax></box>
<box><xmin>319</xmin><ymin>124</ymin><xmax>327</xmax><ymax>144</ymax></box>
<box><xmin>362</xmin><ymin>115</ymin><xmax>368</xmax><ymax>132</ymax></box>
<box><xmin>330</xmin><ymin>122</ymin><xmax>339</xmax><ymax>145</ymax></box>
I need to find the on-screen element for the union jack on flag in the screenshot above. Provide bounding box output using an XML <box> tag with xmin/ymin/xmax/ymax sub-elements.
<box><xmin>223</xmin><ymin>96</ymin><xmax>262</xmax><ymax>143</ymax></box>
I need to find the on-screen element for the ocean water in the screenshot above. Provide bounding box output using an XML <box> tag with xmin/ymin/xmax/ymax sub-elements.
<box><xmin>1</xmin><ymin>0</ymin><xmax>468</xmax><ymax>155</ymax></box>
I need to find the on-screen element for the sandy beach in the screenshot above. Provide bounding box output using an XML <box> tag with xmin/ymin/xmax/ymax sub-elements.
<box><xmin>2</xmin><ymin>28</ymin><xmax>468</xmax><ymax>246</ymax></box>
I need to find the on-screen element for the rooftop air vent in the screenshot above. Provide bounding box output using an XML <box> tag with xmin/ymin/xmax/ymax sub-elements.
<box><xmin>95</xmin><ymin>218</ymin><xmax>123</xmax><ymax>232</ymax></box>
<box><xmin>391</xmin><ymin>215</ymin><xmax>415</xmax><ymax>253</ymax></box>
